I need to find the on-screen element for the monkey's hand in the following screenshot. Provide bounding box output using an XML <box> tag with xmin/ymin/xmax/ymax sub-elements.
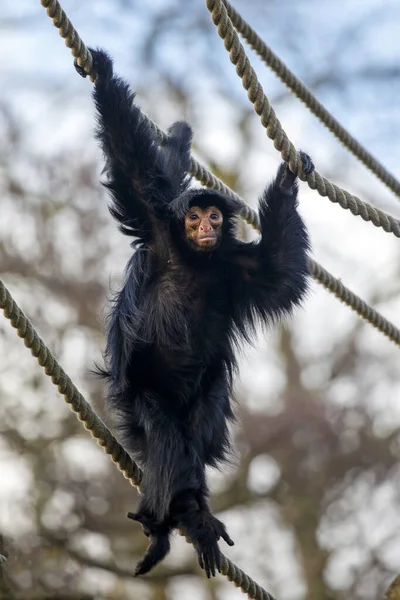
<box><xmin>74</xmin><ymin>48</ymin><xmax>114</xmax><ymax>84</ymax></box>
<box><xmin>279</xmin><ymin>151</ymin><xmax>314</xmax><ymax>193</ymax></box>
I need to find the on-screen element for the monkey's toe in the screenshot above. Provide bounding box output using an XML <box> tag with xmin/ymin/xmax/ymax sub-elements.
<box><xmin>209</xmin><ymin>516</ymin><xmax>234</xmax><ymax>547</ymax></box>
<box><xmin>197</xmin><ymin>544</ymin><xmax>221</xmax><ymax>578</ymax></box>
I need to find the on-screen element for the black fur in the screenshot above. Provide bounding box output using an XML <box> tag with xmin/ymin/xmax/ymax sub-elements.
<box><xmin>83</xmin><ymin>48</ymin><xmax>312</xmax><ymax>577</ymax></box>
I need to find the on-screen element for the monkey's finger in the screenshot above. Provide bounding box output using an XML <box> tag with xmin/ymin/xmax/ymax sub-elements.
<box><xmin>210</xmin><ymin>554</ymin><xmax>217</xmax><ymax>578</ymax></box>
<box><xmin>127</xmin><ymin>512</ymin><xmax>143</xmax><ymax>525</ymax></box>
<box><xmin>206</xmin><ymin>555</ymin><xmax>213</xmax><ymax>579</ymax></box>
<box><xmin>74</xmin><ymin>59</ymin><xmax>88</xmax><ymax>78</ymax></box>
<box><xmin>214</xmin><ymin>547</ymin><xmax>222</xmax><ymax>572</ymax></box>
<box><xmin>127</xmin><ymin>512</ymin><xmax>144</xmax><ymax>524</ymax></box>
<box><xmin>220</xmin><ymin>530</ymin><xmax>235</xmax><ymax>547</ymax></box>
<box><xmin>202</xmin><ymin>551</ymin><xmax>212</xmax><ymax>579</ymax></box>
<box><xmin>299</xmin><ymin>151</ymin><xmax>314</xmax><ymax>175</ymax></box>
<box><xmin>198</xmin><ymin>551</ymin><xmax>204</xmax><ymax>572</ymax></box>
<box><xmin>208</xmin><ymin>550</ymin><xmax>216</xmax><ymax>578</ymax></box>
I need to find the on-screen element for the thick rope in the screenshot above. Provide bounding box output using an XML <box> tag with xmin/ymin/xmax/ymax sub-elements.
<box><xmin>205</xmin><ymin>0</ymin><xmax>400</xmax><ymax>239</ymax></box>
<box><xmin>41</xmin><ymin>0</ymin><xmax>400</xmax><ymax>239</ymax></box>
<box><xmin>221</xmin><ymin>0</ymin><xmax>400</xmax><ymax>200</ymax></box>
<box><xmin>40</xmin><ymin>0</ymin><xmax>94</xmax><ymax>79</ymax></box>
<box><xmin>34</xmin><ymin>0</ymin><xmax>400</xmax><ymax>348</ymax></box>
<box><xmin>37</xmin><ymin>0</ymin><xmax>400</xmax><ymax>343</ymax></box>
<box><xmin>0</xmin><ymin>279</ymin><xmax>143</xmax><ymax>488</ymax></box>
<box><xmin>187</xmin><ymin>169</ymin><xmax>400</xmax><ymax>346</ymax></box>
<box><xmin>1</xmin><ymin>280</ymin><xmax>277</xmax><ymax>599</ymax></box>
<box><xmin>30</xmin><ymin>0</ymin><xmax>399</xmax><ymax>591</ymax></box>
<box><xmin>1</xmin><ymin>291</ymin><xmax>278</xmax><ymax>600</ymax></box>
<box><xmin>309</xmin><ymin>261</ymin><xmax>400</xmax><ymax>345</ymax></box>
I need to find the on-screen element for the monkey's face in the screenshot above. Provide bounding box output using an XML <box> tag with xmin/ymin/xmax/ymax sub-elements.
<box><xmin>184</xmin><ymin>205</ymin><xmax>223</xmax><ymax>251</ymax></box>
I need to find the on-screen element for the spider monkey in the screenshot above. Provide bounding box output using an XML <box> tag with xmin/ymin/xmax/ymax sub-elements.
<box><xmin>76</xmin><ymin>48</ymin><xmax>313</xmax><ymax>578</ymax></box>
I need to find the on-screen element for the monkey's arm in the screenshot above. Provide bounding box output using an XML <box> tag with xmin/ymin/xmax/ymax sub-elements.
<box><xmin>78</xmin><ymin>49</ymin><xmax>191</xmax><ymax>241</ymax></box>
<box><xmin>236</xmin><ymin>153</ymin><xmax>313</xmax><ymax>322</ymax></box>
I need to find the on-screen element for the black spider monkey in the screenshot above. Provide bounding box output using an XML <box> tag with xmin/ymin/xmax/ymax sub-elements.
<box><xmin>76</xmin><ymin>48</ymin><xmax>313</xmax><ymax>578</ymax></box>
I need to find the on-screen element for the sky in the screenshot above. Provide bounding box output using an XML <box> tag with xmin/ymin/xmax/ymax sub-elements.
<box><xmin>1</xmin><ymin>0</ymin><xmax>400</xmax><ymax>597</ymax></box>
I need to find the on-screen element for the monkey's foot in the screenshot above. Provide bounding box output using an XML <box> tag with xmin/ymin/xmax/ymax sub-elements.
<box><xmin>183</xmin><ymin>514</ymin><xmax>234</xmax><ymax>578</ymax></box>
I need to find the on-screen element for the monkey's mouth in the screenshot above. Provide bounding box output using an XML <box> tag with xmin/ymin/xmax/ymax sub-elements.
<box><xmin>198</xmin><ymin>237</ymin><xmax>216</xmax><ymax>244</ymax></box>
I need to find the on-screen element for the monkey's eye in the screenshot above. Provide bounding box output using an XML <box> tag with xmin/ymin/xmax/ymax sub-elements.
<box><xmin>189</xmin><ymin>214</ymin><xmax>199</xmax><ymax>221</ymax></box>
<box><xmin>210</xmin><ymin>213</ymin><xmax>220</xmax><ymax>220</ymax></box>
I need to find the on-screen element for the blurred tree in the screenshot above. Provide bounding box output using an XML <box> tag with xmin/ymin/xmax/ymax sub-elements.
<box><xmin>1</xmin><ymin>1</ymin><xmax>400</xmax><ymax>599</ymax></box>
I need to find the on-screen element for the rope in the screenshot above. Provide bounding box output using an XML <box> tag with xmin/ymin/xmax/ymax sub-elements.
<box><xmin>40</xmin><ymin>0</ymin><xmax>94</xmax><ymax>80</ymax></box>
<box><xmin>34</xmin><ymin>0</ymin><xmax>400</xmax><ymax>347</ymax></box>
<box><xmin>0</xmin><ymin>279</ymin><xmax>143</xmax><ymax>488</ymax></box>
<box><xmin>40</xmin><ymin>0</ymin><xmax>400</xmax><ymax>238</ymax></box>
<box><xmin>37</xmin><ymin>0</ymin><xmax>400</xmax><ymax>344</ymax></box>
<box><xmin>205</xmin><ymin>0</ymin><xmax>400</xmax><ymax>239</ymax></box>
<box><xmin>1</xmin><ymin>4</ymin><xmax>398</xmax><ymax>597</ymax></box>
<box><xmin>0</xmin><ymin>285</ymin><xmax>276</xmax><ymax>596</ymax></box>
<box><xmin>185</xmin><ymin>168</ymin><xmax>400</xmax><ymax>345</ymax></box>
<box><xmin>309</xmin><ymin>260</ymin><xmax>400</xmax><ymax>345</ymax></box>
<box><xmin>221</xmin><ymin>0</ymin><xmax>400</xmax><ymax>200</ymax></box>
<box><xmin>26</xmin><ymin>0</ymin><xmax>399</xmax><ymax>591</ymax></box>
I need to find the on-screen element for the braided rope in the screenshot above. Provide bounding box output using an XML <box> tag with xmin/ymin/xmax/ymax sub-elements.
<box><xmin>0</xmin><ymin>279</ymin><xmax>143</xmax><ymax>488</ymax></box>
<box><xmin>40</xmin><ymin>0</ymin><xmax>94</xmax><ymax>79</ymax></box>
<box><xmin>205</xmin><ymin>0</ymin><xmax>400</xmax><ymax>238</ymax></box>
<box><xmin>221</xmin><ymin>0</ymin><xmax>400</xmax><ymax>200</ymax></box>
<box><xmin>1</xmin><ymin>279</ymin><xmax>278</xmax><ymax>599</ymax></box>
<box><xmin>34</xmin><ymin>0</ymin><xmax>400</xmax><ymax>348</ymax></box>
<box><xmin>40</xmin><ymin>0</ymin><xmax>400</xmax><ymax>237</ymax></box>
<box><xmin>309</xmin><ymin>261</ymin><xmax>400</xmax><ymax>344</ymax></box>
<box><xmin>0</xmin><ymin>0</ymin><xmax>400</xmax><ymax>600</ymax></box>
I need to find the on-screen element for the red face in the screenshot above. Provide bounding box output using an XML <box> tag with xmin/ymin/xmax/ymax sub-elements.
<box><xmin>184</xmin><ymin>205</ymin><xmax>223</xmax><ymax>251</ymax></box>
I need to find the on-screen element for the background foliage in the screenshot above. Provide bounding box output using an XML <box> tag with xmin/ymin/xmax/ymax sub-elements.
<box><xmin>1</xmin><ymin>1</ymin><xmax>400</xmax><ymax>598</ymax></box>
